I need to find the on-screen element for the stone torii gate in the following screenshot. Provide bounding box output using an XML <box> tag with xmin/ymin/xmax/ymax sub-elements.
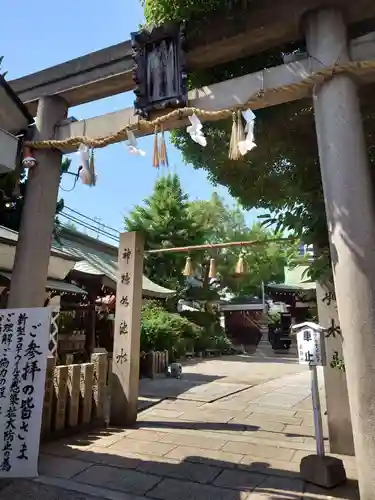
<box><xmin>6</xmin><ymin>3</ymin><xmax>375</xmax><ymax>497</ymax></box>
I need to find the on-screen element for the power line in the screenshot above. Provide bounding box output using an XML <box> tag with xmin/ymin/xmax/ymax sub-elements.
<box><xmin>59</xmin><ymin>212</ymin><xmax>120</xmax><ymax>243</ymax></box>
<box><xmin>63</xmin><ymin>206</ymin><xmax>121</xmax><ymax>235</ymax></box>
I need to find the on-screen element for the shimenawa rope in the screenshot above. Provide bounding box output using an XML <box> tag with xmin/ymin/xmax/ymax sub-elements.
<box><xmin>24</xmin><ymin>59</ymin><xmax>375</xmax><ymax>152</ymax></box>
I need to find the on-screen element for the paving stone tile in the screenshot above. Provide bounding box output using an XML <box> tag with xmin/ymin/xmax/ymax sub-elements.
<box><xmin>242</xmin><ymin>413</ymin><xmax>303</xmax><ymax>426</ymax></box>
<box><xmin>0</xmin><ymin>479</ymin><xmax>114</xmax><ymax>500</ymax></box>
<box><xmin>251</xmin><ymin>394</ymin><xmax>306</xmax><ymax>408</ymax></box>
<box><xmin>166</xmin><ymin>445</ymin><xmax>243</xmax><ymax>467</ymax></box>
<box><xmin>238</xmin><ymin>455</ymin><xmax>300</xmax><ymax>477</ymax></box>
<box><xmin>138</xmin><ymin>416</ymin><xmax>200</xmax><ymax>430</ymax></box>
<box><xmin>292</xmin><ymin>399</ymin><xmax>314</xmax><ymax>410</ymax></box>
<box><xmin>136</xmin><ymin>456</ymin><xmax>221</xmax><ymax>484</ymax></box>
<box><xmin>179</xmin><ymin>409</ymin><xmax>234</xmax><ymax>423</ymax></box>
<box><xmin>109</xmin><ymin>438</ymin><xmax>177</xmax><ymax>457</ymax></box>
<box><xmin>155</xmin><ymin>400</ymin><xmax>205</xmax><ymax>410</ymax></box>
<box><xmin>230</xmin><ymin>417</ymin><xmax>285</xmax><ymax>432</ymax></box>
<box><xmin>77</xmin><ymin>446</ymin><xmax>142</xmax><ymax>469</ymax></box>
<box><xmin>145</xmin><ymin>478</ymin><xmax>248</xmax><ymax>500</ymax></box>
<box><xmin>253</xmin><ymin>474</ymin><xmax>304</xmax><ymax>495</ymax></box>
<box><xmin>74</xmin><ymin>464</ymin><xmax>161</xmax><ymax>495</ymax></box>
<box><xmin>35</xmin><ymin>475</ymin><xmax>146</xmax><ymax>500</ymax></box>
<box><xmin>90</xmin><ymin>433</ymin><xmax>126</xmax><ymax>448</ymax></box>
<box><xmin>38</xmin><ymin>455</ymin><xmax>91</xmax><ymax>479</ymax></box>
<box><xmin>143</xmin><ymin>409</ymin><xmax>185</xmax><ymax>419</ymax></box>
<box><xmin>273</xmin><ymin>385</ymin><xmax>311</xmax><ymax>396</ymax></box>
<box><xmin>213</xmin><ymin>469</ymin><xmax>266</xmax><ymax>491</ymax></box>
<box><xmin>40</xmin><ymin>441</ymin><xmax>88</xmax><ymax>458</ymax></box>
<box><xmin>125</xmin><ymin>430</ymin><xmax>165</xmax><ymax>442</ymax></box>
<box><xmin>223</xmin><ymin>441</ymin><xmax>295</xmax><ymax>461</ymax></box>
<box><xmin>284</xmin><ymin>424</ymin><xmax>315</xmax><ymax>437</ymax></box>
<box><xmin>158</xmin><ymin>431</ymin><xmax>226</xmax><ymax>450</ymax></box>
<box><xmin>245</xmin><ymin>406</ymin><xmax>298</xmax><ymax>418</ymax></box>
<box><xmin>202</xmin><ymin>401</ymin><xmax>250</xmax><ymax>412</ymax></box>
<box><xmin>242</xmin><ymin>429</ymin><xmax>305</xmax><ymax>443</ymax></box>
<box><xmin>294</xmin><ymin>410</ymin><xmax>314</xmax><ymax>420</ymax></box>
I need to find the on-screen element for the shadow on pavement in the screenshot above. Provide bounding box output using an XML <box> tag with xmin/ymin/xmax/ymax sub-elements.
<box><xmin>32</xmin><ymin>429</ymin><xmax>359</xmax><ymax>500</ymax></box>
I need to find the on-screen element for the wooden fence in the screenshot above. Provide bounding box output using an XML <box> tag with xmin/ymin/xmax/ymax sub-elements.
<box><xmin>41</xmin><ymin>352</ymin><xmax>108</xmax><ymax>439</ymax></box>
<box><xmin>41</xmin><ymin>350</ymin><xmax>168</xmax><ymax>440</ymax></box>
<box><xmin>140</xmin><ymin>350</ymin><xmax>169</xmax><ymax>378</ymax></box>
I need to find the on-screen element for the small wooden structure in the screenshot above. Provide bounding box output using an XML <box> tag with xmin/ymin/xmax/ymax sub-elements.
<box><xmin>220</xmin><ymin>297</ymin><xmax>266</xmax><ymax>352</ymax></box>
<box><xmin>266</xmin><ymin>264</ymin><xmax>316</xmax><ymax>324</ymax></box>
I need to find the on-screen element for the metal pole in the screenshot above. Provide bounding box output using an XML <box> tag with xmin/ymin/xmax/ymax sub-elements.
<box><xmin>310</xmin><ymin>365</ymin><xmax>324</xmax><ymax>457</ymax></box>
<box><xmin>261</xmin><ymin>281</ymin><xmax>265</xmax><ymax>310</ymax></box>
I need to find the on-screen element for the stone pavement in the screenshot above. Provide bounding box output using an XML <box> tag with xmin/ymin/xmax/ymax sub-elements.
<box><xmin>0</xmin><ymin>343</ymin><xmax>359</xmax><ymax>500</ymax></box>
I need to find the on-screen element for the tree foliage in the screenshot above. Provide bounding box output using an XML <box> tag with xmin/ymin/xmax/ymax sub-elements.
<box><xmin>124</xmin><ymin>173</ymin><xmax>205</xmax><ymax>289</ymax></box>
<box><xmin>141</xmin><ymin>0</ymin><xmax>375</xmax><ymax>285</ymax></box>
<box><xmin>188</xmin><ymin>193</ymin><xmax>299</xmax><ymax>295</ymax></box>
<box><xmin>125</xmin><ymin>175</ymin><xmax>298</xmax><ymax>295</ymax></box>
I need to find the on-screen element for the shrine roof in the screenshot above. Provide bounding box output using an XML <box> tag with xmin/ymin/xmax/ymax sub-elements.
<box><xmin>54</xmin><ymin>227</ymin><xmax>176</xmax><ymax>299</ymax></box>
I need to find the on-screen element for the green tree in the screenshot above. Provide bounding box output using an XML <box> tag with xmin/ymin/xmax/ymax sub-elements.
<box><xmin>187</xmin><ymin>192</ymin><xmax>247</xmax><ymax>244</ymax></box>
<box><xmin>188</xmin><ymin>193</ymin><xmax>299</xmax><ymax>296</ymax></box>
<box><xmin>124</xmin><ymin>173</ymin><xmax>205</xmax><ymax>289</ymax></box>
<box><xmin>141</xmin><ymin>0</ymin><xmax>375</xmax><ymax>285</ymax></box>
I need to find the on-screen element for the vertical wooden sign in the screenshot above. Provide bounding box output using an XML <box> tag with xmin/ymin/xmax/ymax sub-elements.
<box><xmin>110</xmin><ymin>232</ymin><xmax>144</xmax><ymax>426</ymax></box>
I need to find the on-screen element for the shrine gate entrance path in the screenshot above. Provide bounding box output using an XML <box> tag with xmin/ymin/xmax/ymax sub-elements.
<box><xmin>0</xmin><ymin>342</ymin><xmax>359</xmax><ymax>500</ymax></box>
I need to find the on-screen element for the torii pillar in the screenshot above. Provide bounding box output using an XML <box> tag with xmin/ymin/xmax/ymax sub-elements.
<box><xmin>305</xmin><ymin>8</ymin><xmax>375</xmax><ymax>498</ymax></box>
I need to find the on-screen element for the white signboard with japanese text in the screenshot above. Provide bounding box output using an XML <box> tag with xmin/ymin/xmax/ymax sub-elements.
<box><xmin>0</xmin><ymin>308</ymin><xmax>51</xmax><ymax>477</ymax></box>
<box><xmin>297</xmin><ymin>327</ymin><xmax>327</xmax><ymax>366</ymax></box>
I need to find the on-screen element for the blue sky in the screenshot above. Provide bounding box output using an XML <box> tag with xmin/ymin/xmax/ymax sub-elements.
<box><xmin>1</xmin><ymin>0</ymin><xmax>260</xmax><ymax>233</ymax></box>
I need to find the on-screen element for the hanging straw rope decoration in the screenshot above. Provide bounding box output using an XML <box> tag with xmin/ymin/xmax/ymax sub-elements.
<box><xmin>89</xmin><ymin>149</ymin><xmax>96</xmax><ymax>186</ymax></box>
<box><xmin>152</xmin><ymin>126</ymin><xmax>160</xmax><ymax>168</ymax></box>
<box><xmin>208</xmin><ymin>258</ymin><xmax>217</xmax><ymax>279</ymax></box>
<box><xmin>235</xmin><ymin>253</ymin><xmax>248</xmax><ymax>275</ymax></box>
<box><xmin>24</xmin><ymin>59</ymin><xmax>375</xmax><ymax>152</ymax></box>
<box><xmin>159</xmin><ymin>125</ymin><xmax>169</xmax><ymax>167</ymax></box>
<box><xmin>182</xmin><ymin>256</ymin><xmax>194</xmax><ymax>277</ymax></box>
<box><xmin>228</xmin><ymin>111</ymin><xmax>238</xmax><ymax>160</ymax></box>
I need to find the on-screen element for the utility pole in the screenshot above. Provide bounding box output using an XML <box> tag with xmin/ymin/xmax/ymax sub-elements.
<box><xmin>305</xmin><ymin>8</ymin><xmax>375</xmax><ymax>498</ymax></box>
<box><xmin>8</xmin><ymin>96</ymin><xmax>67</xmax><ymax>308</ymax></box>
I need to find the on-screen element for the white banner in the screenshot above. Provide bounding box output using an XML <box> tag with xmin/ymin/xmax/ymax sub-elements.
<box><xmin>0</xmin><ymin>308</ymin><xmax>51</xmax><ymax>478</ymax></box>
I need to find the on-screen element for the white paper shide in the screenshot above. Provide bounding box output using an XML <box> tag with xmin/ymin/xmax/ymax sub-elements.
<box><xmin>0</xmin><ymin>308</ymin><xmax>51</xmax><ymax>478</ymax></box>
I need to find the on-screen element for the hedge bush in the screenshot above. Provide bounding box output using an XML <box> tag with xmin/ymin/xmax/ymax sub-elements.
<box><xmin>141</xmin><ymin>301</ymin><xmax>203</xmax><ymax>354</ymax></box>
<box><xmin>141</xmin><ymin>301</ymin><xmax>232</xmax><ymax>355</ymax></box>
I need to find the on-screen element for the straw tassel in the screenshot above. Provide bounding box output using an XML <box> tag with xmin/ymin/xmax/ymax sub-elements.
<box><xmin>159</xmin><ymin>126</ymin><xmax>169</xmax><ymax>167</ymax></box>
<box><xmin>153</xmin><ymin>127</ymin><xmax>160</xmax><ymax>168</ymax></box>
<box><xmin>208</xmin><ymin>258</ymin><xmax>217</xmax><ymax>279</ymax></box>
<box><xmin>229</xmin><ymin>112</ymin><xmax>239</xmax><ymax>160</ymax></box>
<box><xmin>89</xmin><ymin>149</ymin><xmax>96</xmax><ymax>186</ymax></box>
<box><xmin>235</xmin><ymin>254</ymin><xmax>247</xmax><ymax>275</ymax></box>
<box><xmin>182</xmin><ymin>256</ymin><xmax>194</xmax><ymax>277</ymax></box>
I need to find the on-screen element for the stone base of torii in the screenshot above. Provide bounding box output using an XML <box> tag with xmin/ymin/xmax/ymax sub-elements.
<box><xmin>6</xmin><ymin>5</ymin><xmax>375</xmax><ymax>498</ymax></box>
